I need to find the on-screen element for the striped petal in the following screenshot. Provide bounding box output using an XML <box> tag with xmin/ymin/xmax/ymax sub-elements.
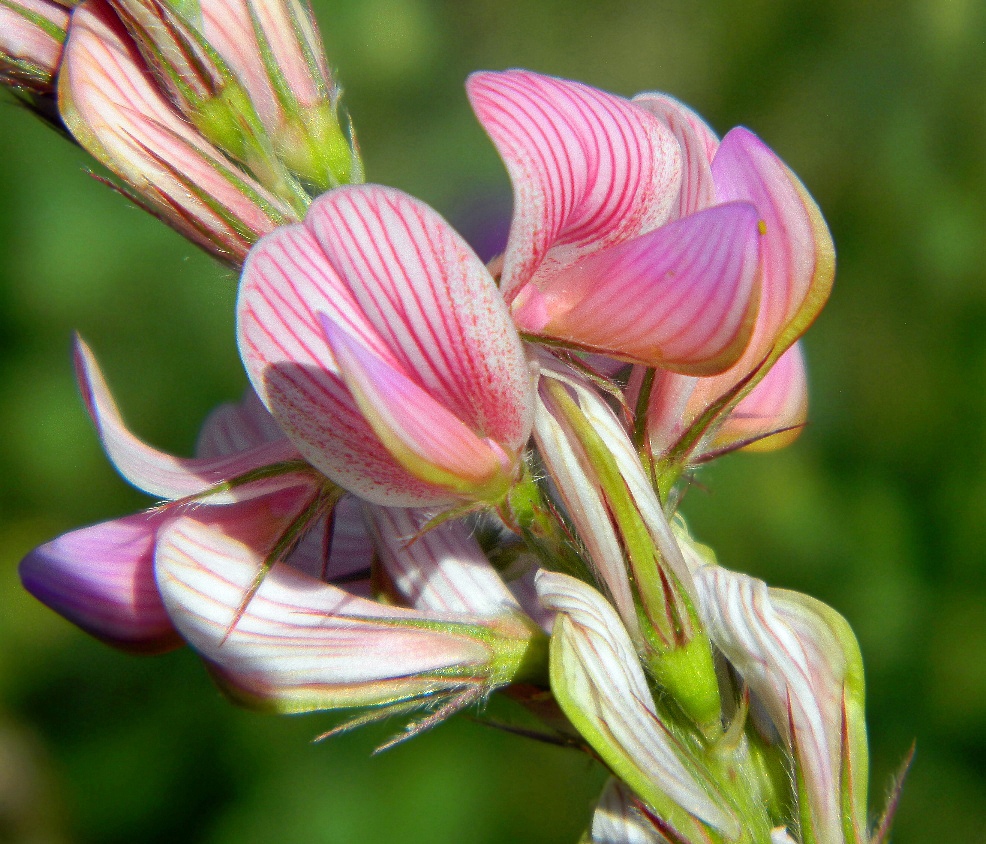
<box><xmin>695</xmin><ymin>566</ymin><xmax>868</xmax><ymax>844</ymax></box>
<box><xmin>468</xmin><ymin>70</ymin><xmax>681</xmax><ymax>303</ymax></box>
<box><xmin>0</xmin><ymin>0</ymin><xmax>69</xmax><ymax>92</ymax></box>
<box><xmin>591</xmin><ymin>779</ymin><xmax>669</xmax><ymax>844</ymax></box>
<box><xmin>238</xmin><ymin>184</ymin><xmax>535</xmax><ymax>507</ymax></box>
<box><xmin>537</xmin><ymin>571</ymin><xmax>739</xmax><ymax>837</ymax></box>
<box><xmin>364</xmin><ymin>505</ymin><xmax>521</xmax><ymax>616</ymax></box>
<box><xmin>74</xmin><ymin>337</ymin><xmax>306</xmax><ymax>502</ymax></box>
<box><xmin>633</xmin><ymin>93</ymin><xmax>719</xmax><ymax>219</ymax></box>
<box><xmin>512</xmin><ymin>202</ymin><xmax>762</xmax><ymax>373</ymax></box>
<box><xmin>282</xmin><ymin>495</ymin><xmax>374</xmax><ymax>588</ymax></box>
<box><xmin>322</xmin><ymin>320</ymin><xmax>517</xmax><ymax>500</ymax></box>
<box><xmin>712</xmin><ymin>127</ymin><xmax>835</xmax><ymax>362</ymax></box>
<box><xmin>156</xmin><ymin>516</ymin><xmax>512</xmax><ymax>712</ymax></box>
<box><xmin>647</xmin><ymin>128</ymin><xmax>834</xmax><ymax>459</ymax></box>
<box><xmin>19</xmin><ymin>512</ymin><xmax>180</xmax><ymax>653</ymax></box>
<box><xmin>155</xmin><ymin>518</ymin><xmax>544</xmax><ymax>712</ymax></box>
<box><xmin>707</xmin><ymin>342</ymin><xmax>808</xmax><ymax>456</ymax></box>
<box><xmin>59</xmin><ymin>1</ymin><xmax>294</xmax><ymax>263</ymax></box>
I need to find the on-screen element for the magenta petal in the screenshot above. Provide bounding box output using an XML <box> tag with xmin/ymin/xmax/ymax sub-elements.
<box><xmin>322</xmin><ymin>319</ymin><xmax>516</xmax><ymax>499</ymax></box>
<box><xmin>711</xmin><ymin>127</ymin><xmax>835</xmax><ymax>365</ymax></box>
<box><xmin>709</xmin><ymin>342</ymin><xmax>808</xmax><ymax>455</ymax></box>
<box><xmin>364</xmin><ymin>505</ymin><xmax>521</xmax><ymax>616</ymax></box>
<box><xmin>19</xmin><ymin>513</ymin><xmax>180</xmax><ymax>653</ymax></box>
<box><xmin>514</xmin><ymin>202</ymin><xmax>762</xmax><ymax>373</ymax></box>
<box><xmin>468</xmin><ymin>70</ymin><xmax>682</xmax><ymax>303</ymax></box>
<box><xmin>74</xmin><ymin>337</ymin><xmax>305</xmax><ymax>502</ymax></box>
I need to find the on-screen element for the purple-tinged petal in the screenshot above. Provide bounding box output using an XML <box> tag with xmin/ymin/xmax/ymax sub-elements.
<box><xmin>74</xmin><ymin>337</ymin><xmax>308</xmax><ymax>502</ymax></box>
<box><xmin>591</xmin><ymin>779</ymin><xmax>669</xmax><ymax>844</ymax></box>
<box><xmin>195</xmin><ymin>388</ymin><xmax>285</xmax><ymax>458</ymax></box>
<box><xmin>322</xmin><ymin>321</ymin><xmax>517</xmax><ymax>500</ymax></box>
<box><xmin>695</xmin><ymin>566</ymin><xmax>868</xmax><ymax>844</ymax></box>
<box><xmin>633</xmin><ymin>93</ymin><xmax>719</xmax><ymax>219</ymax></box>
<box><xmin>156</xmin><ymin>516</ymin><xmax>531</xmax><ymax>712</ymax></box>
<box><xmin>513</xmin><ymin>202</ymin><xmax>762</xmax><ymax>373</ymax></box>
<box><xmin>468</xmin><ymin>70</ymin><xmax>682</xmax><ymax>304</ymax></box>
<box><xmin>364</xmin><ymin>505</ymin><xmax>521</xmax><ymax>616</ymax></box>
<box><xmin>238</xmin><ymin>185</ymin><xmax>535</xmax><ymax>506</ymax></box>
<box><xmin>19</xmin><ymin>512</ymin><xmax>180</xmax><ymax>653</ymax></box>
<box><xmin>283</xmin><ymin>495</ymin><xmax>374</xmax><ymax>588</ymax></box>
<box><xmin>537</xmin><ymin>571</ymin><xmax>739</xmax><ymax>837</ymax></box>
<box><xmin>707</xmin><ymin>342</ymin><xmax>808</xmax><ymax>456</ymax></box>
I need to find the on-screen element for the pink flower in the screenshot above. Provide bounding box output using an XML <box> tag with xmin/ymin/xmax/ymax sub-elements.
<box><xmin>22</xmin><ymin>340</ymin><xmax>546</xmax><ymax>713</ymax></box>
<box><xmin>238</xmin><ymin>183</ymin><xmax>537</xmax><ymax>508</ymax></box>
<box><xmin>631</xmin><ymin>94</ymin><xmax>834</xmax><ymax>462</ymax></box>
<box><xmin>468</xmin><ymin>70</ymin><xmax>764</xmax><ymax>374</ymax></box>
<box><xmin>19</xmin><ymin>337</ymin><xmax>328</xmax><ymax>652</ymax></box>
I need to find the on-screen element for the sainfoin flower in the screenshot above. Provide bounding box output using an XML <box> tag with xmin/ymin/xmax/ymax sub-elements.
<box><xmin>237</xmin><ymin>183</ymin><xmax>537</xmax><ymax>508</ymax></box>
<box><xmin>468</xmin><ymin>70</ymin><xmax>763</xmax><ymax>374</ymax></box>
<box><xmin>21</xmin><ymin>339</ymin><xmax>545</xmax><ymax>710</ymax></box>
<box><xmin>629</xmin><ymin>93</ymin><xmax>835</xmax><ymax>463</ymax></box>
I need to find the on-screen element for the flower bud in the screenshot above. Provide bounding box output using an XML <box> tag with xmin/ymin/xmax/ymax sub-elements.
<box><xmin>0</xmin><ymin>0</ymin><xmax>69</xmax><ymax>93</ymax></box>
<box><xmin>59</xmin><ymin>0</ymin><xmax>299</xmax><ymax>264</ymax></box>
<box><xmin>199</xmin><ymin>0</ymin><xmax>361</xmax><ymax>189</ymax></box>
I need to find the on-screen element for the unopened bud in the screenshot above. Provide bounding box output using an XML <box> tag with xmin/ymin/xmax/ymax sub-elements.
<box><xmin>0</xmin><ymin>0</ymin><xmax>70</xmax><ymax>93</ymax></box>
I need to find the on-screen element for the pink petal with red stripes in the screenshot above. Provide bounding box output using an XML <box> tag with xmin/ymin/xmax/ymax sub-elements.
<box><xmin>19</xmin><ymin>512</ymin><xmax>180</xmax><ymax>653</ymax></box>
<box><xmin>156</xmin><ymin>516</ymin><xmax>500</xmax><ymax>711</ymax></box>
<box><xmin>364</xmin><ymin>505</ymin><xmax>521</xmax><ymax>616</ymax></box>
<box><xmin>468</xmin><ymin>70</ymin><xmax>681</xmax><ymax>303</ymax></box>
<box><xmin>323</xmin><ymin>320</ymin><xmax>517</xmax><ymax>500</ymax></box>
<box><xmin>306</xmin><ymin>186</ymin><xmax>534</xmax><ymax>451</ymax></box>
<box><xmin>513</xmin><ymin>203</ymin><xmax>762</xmax><ymax>373</ymax></box>
<box><xmin>709</xmin><ymin>342</ymin><xmax>808</xmax><ymax>455</ymax></box>
<box><xmin>634</xmin><ymin>92</ymin><xmax>719</xmax><ymax>219</ymax></box>
<box><xmin>74</xmin><ymin>336</ymin><xmax>307</xmax><ymax>503</ymax></box>
<box><xmin>238</xmin><ymin>185</ymin><xmax>535</xmax><ymax>506</ymax></box>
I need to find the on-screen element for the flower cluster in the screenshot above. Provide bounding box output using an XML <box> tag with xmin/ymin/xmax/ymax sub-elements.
<box><xmin>7</xmin><ymin>5</ymin><xmax>902</xmax><ymax>842</ymax></box>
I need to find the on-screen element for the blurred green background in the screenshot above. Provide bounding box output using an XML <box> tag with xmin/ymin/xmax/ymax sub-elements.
<box><xmin>1</xmin><ymin>0</ymin><xmax>984</xmax><ymax>841</ymax></box>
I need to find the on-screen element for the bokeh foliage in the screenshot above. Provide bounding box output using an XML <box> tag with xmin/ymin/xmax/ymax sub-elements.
<box><xmin>1</xmin><ymin>0</ymin><xmax>983</xmax><ymax>841</ymax></box>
